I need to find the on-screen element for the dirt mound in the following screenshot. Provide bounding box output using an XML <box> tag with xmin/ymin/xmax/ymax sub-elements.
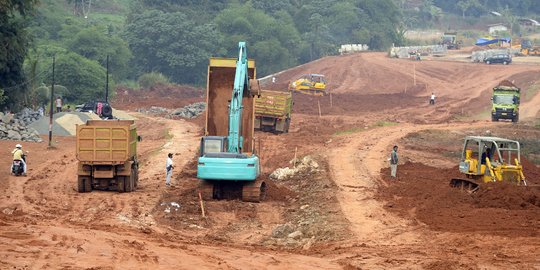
<box><xmin>113</xmin><ymin>84</ymin><xmax>205</xmax><ymax>110</ymax></box>
<box><xmin>377</xmin><ymin>161</ymin><xmax>540</xmax><ymax>237</ymax></box>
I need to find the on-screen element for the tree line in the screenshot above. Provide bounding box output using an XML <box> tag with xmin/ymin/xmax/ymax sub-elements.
<box><xmin>1</xmin><ymin>0</ymin><xmax>539</xmax><ymax>110</ymax></box>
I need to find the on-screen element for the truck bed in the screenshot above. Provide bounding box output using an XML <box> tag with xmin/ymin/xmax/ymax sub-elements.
<box><xmin>76</xmin><ymin>120</ymin><xmax>137</xmax><ymax>164</ymax></box>
<box><xmin>206</xmin><ymin>57</ymin><xmax>256</xmax><ymax>153</ymax></box>
<box><xmin>255</xmin><ymin>90</ymin><xmax>292</xmax><ymax>118</ymax></box>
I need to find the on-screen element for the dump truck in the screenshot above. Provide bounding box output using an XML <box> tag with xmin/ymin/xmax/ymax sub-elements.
<box><xmin>197</xmin><ymin>42</ymin><xmax>265</xmax><ymax>202</ymax></box>
<box><xmin>288</xmin><ymin>74</ymin><xmax>327</xmax><ymax>96</ymax></box>
<box><xmin>254</xmin><ymin>90</ymin><xmax>292</xmax><ymax>133</ymax></box>
<box><xmin>450</xmin><ymin>136</ymin><xmax>526</xmax><ymax>192</ymax></box>
<box><xmin>491</xmin><ymin>80</ymin><xmax>520</xmax><ymax>122</ymax></box>
<box><xmin>76</xmin><ymin>120</ymin><xmax>140</xmax><ymax>193</ymax></box>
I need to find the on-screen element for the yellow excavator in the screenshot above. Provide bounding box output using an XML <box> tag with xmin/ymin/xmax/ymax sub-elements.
<box><xmin>288</xmin><ymin>74</ymin><xmax>327</xmax><ymax>96</ymax></box>
<box><xmin>450</xmin><ymin>136</ymin><xmax>526</xmax><ymax>192</ymax></box>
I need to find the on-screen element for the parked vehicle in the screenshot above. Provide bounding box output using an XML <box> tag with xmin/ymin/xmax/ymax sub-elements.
<box><xmin>75</xmin><ymin>100</ymin><xmax>114</xmax><ymax>119</ymax></box>
<box><xmin>484</xmin><ymin>54</ymin><xmax>512</xmax><ymax>65</ymax></box>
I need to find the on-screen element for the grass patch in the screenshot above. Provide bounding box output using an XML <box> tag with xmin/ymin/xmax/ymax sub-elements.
<box><xmin>333</xmin><ymin>121</ymin><xmax>399</xmax><ymax>136</ymax></box>
<box><xmin>524</xmin><ymin>83</ymin><xmax>540</xmax><ymax>102</ymax></box>
<box><xmin>163</xmin><ymin>129</ymin><xmax>173</xmax><ymax>141</ymax></box>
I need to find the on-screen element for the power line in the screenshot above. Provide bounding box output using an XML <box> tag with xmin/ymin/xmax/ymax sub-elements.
<box><xmin>1</xmin><ymin>67</ymin><xmax>51</xmax><ymax>91</ymax></box>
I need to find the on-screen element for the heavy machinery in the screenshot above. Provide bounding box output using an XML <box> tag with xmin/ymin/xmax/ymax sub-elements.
<box><xmin>254</xmin><ymin>90</ymin><xmax>292</xmax><ymax>133</ymax></box>
<box><xmin>450</xmin><ymin>136</ymin><xmax>526</xmax><ymax>192</ymax></box>
<box><xmin>491</xmin><ymin>80</ymin><xmax>520</xmax><ymax>122</ymax></box>
<box><xmin>76</xmin><ymin>120</ymin><xmax>140</xmax><ymax>193</ymax></box>
<box><xmin>441</xmin><ymin>32</ymin><xmax>462</xmax><ymax>50</ymax></box>
<box><xmin>288</xmin><ymin>74</ymin><xmax>327</xmax><ymax>96</ymax></box>
<box><xmin>519</xmin><ymin>39</ymin><xmax>540</xmax><ymax>56</ymax></box>
<box><xmin>197</xmin><ymin>42</ymin><xmax>265</xmax><ymax>202</ymax></box>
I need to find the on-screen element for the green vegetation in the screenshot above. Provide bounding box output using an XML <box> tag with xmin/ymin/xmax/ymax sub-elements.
<box><xmin>2</xmin><ymin>0</ymin><xmax>540</xmax><ymax>110</ymax></box>
<box><xmin>334</xmin><ymin>120</ymin><xmax>399</xmax><ymax>136</ymax></box>
<box><xmin>137</xmin><ymin>72</ymin><xmax>169</xmax><ymax>89</ymax></box>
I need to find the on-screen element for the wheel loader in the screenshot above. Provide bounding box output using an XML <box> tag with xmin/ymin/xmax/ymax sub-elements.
<box><xmin>450</xmin><ymin>136</ymin><xmax>526</xmax><ymax>192</ymax></box>
<box><xmin>288</xmin><ymin>74</ymin><xmax>327</xmax><ymax>96</ymax></box>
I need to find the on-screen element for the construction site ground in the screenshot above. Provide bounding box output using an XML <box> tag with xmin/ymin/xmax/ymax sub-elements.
<box><xmin>2</xmin><ymin>52</ymin><xmax>540</xmax><ymax>269</ymax></box>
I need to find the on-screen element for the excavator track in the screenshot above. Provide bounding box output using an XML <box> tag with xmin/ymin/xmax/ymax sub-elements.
<box><xmin>242</xmin><ymin>179</ymin><xmax>267</xmax><ymax>203</ymax></box>
<box><xmin>450</xmin><ymin>178</ymin><xmax>479</xmax><ymax>193</ymax></box>
<box><xmin>198</xmin><ymin>180</ymin><xmax>215</xmax><ymax>200</ymax></box>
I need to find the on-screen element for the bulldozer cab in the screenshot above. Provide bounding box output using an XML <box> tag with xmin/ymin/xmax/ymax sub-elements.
<box><xmin>456</xmin><ymin>136</ymin><xmax>526</xmax><ymax>186</ymax></box>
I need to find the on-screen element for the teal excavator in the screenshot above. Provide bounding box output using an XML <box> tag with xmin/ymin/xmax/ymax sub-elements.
<box><xmin>197</xmin><ymin>42</ymin><xmax>265</xmax><ymax>202</ymax></box>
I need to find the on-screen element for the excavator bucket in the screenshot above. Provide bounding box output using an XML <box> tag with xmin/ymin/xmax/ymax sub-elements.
<box><xmin>450</xmin><ymin>178</ymin><xmax>479</xmax><ymax>193</ymax></box>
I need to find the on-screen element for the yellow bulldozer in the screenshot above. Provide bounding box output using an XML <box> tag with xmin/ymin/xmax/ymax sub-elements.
<box><xmin>288</xmin><ymin>74</ymin><xmax>327</xmax><ymax>96</ymax></box>
<box><xmin>450</xmin><ymin>136</ymin><xmax>526</xmax><ymax>192</ymax></box>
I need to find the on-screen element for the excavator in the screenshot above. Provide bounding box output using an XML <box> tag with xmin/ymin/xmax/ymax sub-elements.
<box><xmin>450</xmin><ymin>136</ymin><xmax>526</xmax><ymax>193</ymax></box>
<box><xmin>197</xmin><ymin>42</ymin><xmax>266</xmax><ymax>202</ymax></box>
<box><xmin>288</xmin><ymin>74</ymin><xmax>327</xmax><ymax>96</ymax></box>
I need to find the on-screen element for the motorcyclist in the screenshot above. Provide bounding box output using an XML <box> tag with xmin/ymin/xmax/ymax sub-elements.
<box><xmin>11</xmin><ymin>144</ymin><xmax>27</xmax><ymax>176</ymax></box>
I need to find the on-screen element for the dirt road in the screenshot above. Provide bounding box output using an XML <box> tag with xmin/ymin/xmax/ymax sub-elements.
<box><xmin>2</xmin><ymin>53</ymin><xmax>540</xmax><ymax>269</ymax></box>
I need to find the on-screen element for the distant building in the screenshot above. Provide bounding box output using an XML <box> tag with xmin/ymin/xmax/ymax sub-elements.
<box><xmin>488</xmin><ymin>23</ymin><xmax>508</xmax><ymax>34</ymax></box>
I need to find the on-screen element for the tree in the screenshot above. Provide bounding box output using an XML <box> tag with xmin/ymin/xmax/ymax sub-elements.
<box><xmin>214</xmin><ymin>2</ymin><xmax>302</xmax><ymax>74</ymax></box>
<box><xmin>67</xmin><ymin>27</ymin><xmax>132</xmax><ymax>80</ymax></box>
<box><xmin>45</xmin><ymin>52</ymin><xmax>110</xmax><ymax>104</ymax></box>
<box><xmin>0</xmin><ymin>0</ymin><xmax>38</xmax><ymax>109</ymax></box>
<box><xmin>124</xmin><ymin>10</ymin><xmax>222</xmax><ymax>84</ymax></box>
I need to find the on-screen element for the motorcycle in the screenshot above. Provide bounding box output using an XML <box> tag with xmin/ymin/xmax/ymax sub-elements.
<box><xmin>11</xmin><ymin>153</ymin><xmax>27</xmax><ymax>176</ymax></box>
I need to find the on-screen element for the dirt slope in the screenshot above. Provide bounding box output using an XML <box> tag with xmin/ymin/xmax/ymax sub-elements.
<box><xmin>2</xmin><ymin>52</ymin><xmax>540</xmax><ymax>269</ymax></box>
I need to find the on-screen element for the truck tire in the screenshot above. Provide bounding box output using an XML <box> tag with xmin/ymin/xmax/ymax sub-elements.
<box><xmin>101</xmin><ymin>105</ymin><xmax>113</xmax><ymax>118</ymax></box>
<box><xmin>77</xmin><ymin>176</ymin><xmax>92</xmax><ymax>193</ymax></box>
<box><xmin>125</xmin><ymin>175</ymin><xmax>133</xmax><ymax>192</ymax></box>
<box><xmin>77</xmin><ymin>177</ymin><xmax>85</xmax><ymax>192</ymax></box>
<box><xmin>512</xmin><ymin>115</ymin><xmax>519</xmax><ymax>123</ymax></box>
<box><xmin>117</xmin><ymin>176</ymin><xmax>126</xmax><ymax>193</ymax></box>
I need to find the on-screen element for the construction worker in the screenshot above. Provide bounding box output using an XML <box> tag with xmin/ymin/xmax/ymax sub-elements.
<box><xmin>11</xmin><ymin>144</ymin><xmax>27</xmax><ymax>176</ymax></box>
<box><xmin>55</xmin><ymin>96</ymin><xmax>62</xmax><ymax>113</ymax></box>
<box><xmin>389</xmin><ymin>145</ymin><xmax>399</xmax><ymax>178</ymax></box>
<box><xmin>430</xmin><ymin>92</ymin><xmax>436</xmax><ymax>105</ymax></box>
<box><xmin>165</xmin><ymin>153</ymin><xmax>174</xmax><ymax>186</ymax></box>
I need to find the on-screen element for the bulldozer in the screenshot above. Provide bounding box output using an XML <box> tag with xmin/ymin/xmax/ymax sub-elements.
<box><xmin>450</xmin><ymin>136</ymin><xmax>526</xmax><ymax>192</ymax></box>
<box><xmin>288</xmin><ymin>74</ymin><xmax>327</xmax><ymax>96</ymax></box>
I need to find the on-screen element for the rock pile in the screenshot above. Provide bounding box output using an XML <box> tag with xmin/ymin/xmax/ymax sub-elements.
<box><xmin>270</xmin><ymin>156</ymin><xmax>320</xmax><ymax>180</ymax></box>
<box><xmin>0</xmin><ymin>109</ymin><xmax>43</xmax><ymax>142</ymax></box>
<box><xmin>169</xmin><ymin>102</ymin><xmax>206</xmax><ymax>119</ymax></box>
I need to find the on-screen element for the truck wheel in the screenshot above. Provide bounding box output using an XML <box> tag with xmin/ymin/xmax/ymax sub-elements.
<box><xmin>78</xmin><ymin>177</ymin><xmax>85</xmax><ymax>192</ymax></box>
<box><xmin>125</xmin><ymin>175</ymin><xmax>133</xmax><ymax>192</ymax></box>
<box><xmin>512</xmin><ymin>115</ymin><xmax>519</xmax><ymax>123</ymax></box>
<box><xmin>117</xmin><ymin>176</ymin><xmax>126</xmax><ymax>193</ymax></box>
<box><xmin>78</xmin><ymin>176</ymin><xmax>92</xmax><ymax>193</ymax></box>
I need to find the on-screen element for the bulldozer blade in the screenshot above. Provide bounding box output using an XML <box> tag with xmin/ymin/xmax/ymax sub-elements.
<box><xmin>450</xmin><ymin>178</ymin><xmax>479</xmax><ymax>194</ymax></box>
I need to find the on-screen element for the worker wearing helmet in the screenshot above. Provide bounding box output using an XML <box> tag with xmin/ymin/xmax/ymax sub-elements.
<box><xmin>11</xmin><ymin>144</ymin><xmax>27</xmax><ymax>176</ymax></box>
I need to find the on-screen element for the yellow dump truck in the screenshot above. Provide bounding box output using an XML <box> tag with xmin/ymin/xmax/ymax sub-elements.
<box><xmin>76</xmin><ymin>120</ymin><xmax>140</xmax><ymax>193</ymax></box>
<box><xmin>254</xmin><ymin>90</ymin><xmax>292</xmax><ymax>133</ymax></box>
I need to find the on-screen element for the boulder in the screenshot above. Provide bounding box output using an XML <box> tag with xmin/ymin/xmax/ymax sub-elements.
<box><xmin>7</xmin><ymin>130</ymin><xmax>22</xmax><ymax>140</ymax></box>
<box><xmin>272</xmin><ymin>223</ymin><xmax>295</xmax><ymax>238</ymax></box>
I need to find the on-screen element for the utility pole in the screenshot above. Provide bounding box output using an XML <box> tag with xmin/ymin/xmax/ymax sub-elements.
<box><xmin>105</xmin><ymin>55</ymin><xmax>109</xmax><ymax>103</ymax></box>
<box><xmin>48</xmin><ymin>56</ymin><xmax>55</xmax><ymax>147</ymax></box>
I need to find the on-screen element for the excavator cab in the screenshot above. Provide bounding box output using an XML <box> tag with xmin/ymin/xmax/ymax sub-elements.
<box><xmin>451</xmin><ymin>136</ymin><xmax>526</xmax><ymax>192</ymax></box>
<box><xmin>289</xmin><ymin>74</ymin><xmax>327</xmax><ymax>96</ymax></box>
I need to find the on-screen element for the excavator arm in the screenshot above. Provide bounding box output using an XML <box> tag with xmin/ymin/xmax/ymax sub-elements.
<box><xmin>228</xmin><ymin>42</ymin><xmax>250</xmax><ymax>153</ymax></box>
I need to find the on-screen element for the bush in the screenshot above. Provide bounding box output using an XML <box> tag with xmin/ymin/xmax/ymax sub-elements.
<box><xmin>138</xmin><ymin>72</ymin><xmax>169</xmax><ymax>89</ymax></box>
